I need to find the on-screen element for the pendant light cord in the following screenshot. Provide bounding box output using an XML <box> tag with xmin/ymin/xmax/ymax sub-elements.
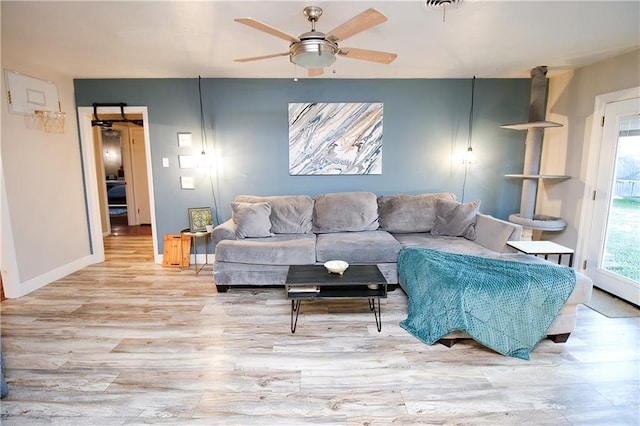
<box><xmin>461</xmin><ymin>76</ymin><xmax>475</xmax><ymax>202</ymax></box>
<box><xmin>198</xmin><ymin>76</ymin><xmax>220</xmax><ymax>225</ymax></box>
<box><xmin>467</xmin><ymin>76</ymin><xmax>475</xmax><ymax>151</ymax></box>
<box><xmin>199</xmin><ymin>76</ymin><xmax>207</xmax><ymax>155</ymax></box>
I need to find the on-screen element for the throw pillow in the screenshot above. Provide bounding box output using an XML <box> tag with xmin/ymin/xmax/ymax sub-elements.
<box><xmin>231</xmin><ymin>201</ymin><xmax>273</xmax><ymax>239</ymax></box>
<box><xmin>430</xmin><ymin>199</ymin><xmax>480</xmax><ymax>240</ymax></box>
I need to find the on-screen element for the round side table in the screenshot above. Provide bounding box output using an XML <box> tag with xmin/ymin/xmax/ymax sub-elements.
<box><xmin>180</xmin><ymin>228</ymin><xmax>211</xmax><ymax>276</ymax></box>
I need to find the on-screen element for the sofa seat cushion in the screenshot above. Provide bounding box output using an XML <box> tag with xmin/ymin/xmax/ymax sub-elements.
<box><xmin>316</xmin><ymin>231</ymin><xmax>401</xmax><ymax>263</ymax></box>
<box><xmin>234</xmin><ymin>195</ymin><xmax>314</xmax><ymax>234</ymax></box>
<box><xmin>393</xmin><ymin>233</ymin><xmax>496</xmax><ymax>257</ymax></box>
<box><xmin>214</xmin><ymin>233</ymin><xmax>316</xmax><ymax>265</ymax></box>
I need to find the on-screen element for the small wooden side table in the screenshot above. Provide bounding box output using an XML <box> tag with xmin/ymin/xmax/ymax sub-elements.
<box><xmin>507</xmin><ymin>240</ymin><xmax>574</xmax><ymax>267</ymax></box>
<box><xmin>180</xmin><ymin>229</ymin><xmax>211</xmax><ymax>276</ymax></box>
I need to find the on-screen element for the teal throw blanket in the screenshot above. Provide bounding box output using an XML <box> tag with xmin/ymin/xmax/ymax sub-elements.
<box><xmin>398</xmin><ymin>248</ymin><xmax>576</xmax><ymax>359</ymax></box>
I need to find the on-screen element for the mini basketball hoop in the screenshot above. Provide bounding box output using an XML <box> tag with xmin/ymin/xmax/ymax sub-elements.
<box><xmin>37</xmin><ymin>110</ymin><xmax>66</xmax><ymax>134</ymax></box>
<box><xmin>24</xmin><ymin>110</ymin><xmax>66</xmax><ymax>133</ymax></box>
<box><xmin>23</xmin><ymin>112</ymin><xmax>43</xmax><ymax>131</ymax></box>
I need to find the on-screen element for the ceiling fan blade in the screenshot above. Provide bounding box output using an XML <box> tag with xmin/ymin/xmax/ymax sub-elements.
<box><xmin>234</xmin><ymin>52</ymin><xmax>290</xmax><ymax>63</ymax></box>
<box><xmin>326</xmin><ymin>8</ymin><xmax>387</xmax><ymax>43</ymax></box>
<box><xmin>339</xmin><ymin>47</ymin><xmax>397</xmax><ymax>64</ymax></box>
<box><xmin>308</xmin><ymin>68</ymin><xmax>324</xmax><ymax>77</ymax></box>
<box><xmin>234</xmin><ymin>17</ymin><xmax>300</xmax><ymax>43</ymax></box>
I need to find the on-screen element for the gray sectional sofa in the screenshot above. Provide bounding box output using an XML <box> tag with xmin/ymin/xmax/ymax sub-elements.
<box><xmin>211</xmin><ymin>191</ymin><xmax>593</xmax><ymax>342</ymax></box>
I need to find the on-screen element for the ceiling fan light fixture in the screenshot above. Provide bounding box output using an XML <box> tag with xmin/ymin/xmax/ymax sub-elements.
<box><xmin>290</xmin><ymin>38</ymin><xmax>338</xmax><ymax>68</ymax></box>
<box><xmin>234</xmin><ymin>6</ymin><xmax>396</xmax><ymax>74</ymax></box>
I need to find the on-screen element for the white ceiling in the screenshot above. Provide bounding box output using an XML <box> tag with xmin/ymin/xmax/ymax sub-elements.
<box><xmin>2</xmin><ymin>1</ymin><xmax>639</xmax><ymax>79</ymax></box>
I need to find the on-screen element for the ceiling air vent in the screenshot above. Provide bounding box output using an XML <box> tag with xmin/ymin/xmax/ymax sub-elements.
<box><xmin>424</xmin><ymin>0</ymin><xmax>463</xmax><ymax>8</ymax></box>
<box><xmin>424</xmin><ymin>0</ymin><xmax>464</xmax><ymax>21</ymax></box>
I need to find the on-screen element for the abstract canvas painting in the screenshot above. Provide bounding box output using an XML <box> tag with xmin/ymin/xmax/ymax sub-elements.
<box><xmin>289</xmin><ymin>102</ymin><xmax>383</xmax><ymax>175</ymax></box>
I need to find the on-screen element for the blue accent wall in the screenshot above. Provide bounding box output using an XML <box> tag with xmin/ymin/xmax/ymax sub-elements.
<box><xmin>74</xmin><ymin>78</ymin><xmax>529</xmax><ymax>252</ymax></box>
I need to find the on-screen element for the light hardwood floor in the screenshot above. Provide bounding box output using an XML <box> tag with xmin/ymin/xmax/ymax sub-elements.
<box><xmin>1</xmin><ymin>235</ymin><xmax>639</xmax><ymax>425</ymax></box>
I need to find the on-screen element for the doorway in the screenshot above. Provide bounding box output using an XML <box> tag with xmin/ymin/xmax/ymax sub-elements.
<box><xmin>99</xmin><ymin>123</ymin><xmax>152</xmax><ymax>235</ymax></box>
<box><xmin>585</xmin><ymin>95</ymin><xmax>640</xmax><ymax>305</ymax></box>
<box><xmin>77</xmin><ymin>106</ymin><xmax>159</xmax><ymax>264</ymax></box>
<box><xmin>101</xmin><ymin>128</ymin><xmax>128</xmax><ymax>230</ymax></box>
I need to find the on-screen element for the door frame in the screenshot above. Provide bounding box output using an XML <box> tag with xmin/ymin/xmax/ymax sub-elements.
<box><xmin>577</xmin><ymin>86</ymin><xmax>640</xmax><ymax>303</ymax></box>
<box><xmin>92</xmin><ymin>125</ymin><xmax>112</xmax><ymax>236</ymax></box>
<box><xmin>77</xmin><ymin>106</ymin><xmax>159</xmax><ymax>262</ymax></box>
<box><xmin>111</xmin><ymin>125</ymin><xmax>137</xmax><ymax>226</ymax></box>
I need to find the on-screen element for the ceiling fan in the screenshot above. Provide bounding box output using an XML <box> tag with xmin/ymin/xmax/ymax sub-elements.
<box><xmin>234</xmin><ymin>6</ymin><xmax>397</xmax><ymax>77</ymax></box>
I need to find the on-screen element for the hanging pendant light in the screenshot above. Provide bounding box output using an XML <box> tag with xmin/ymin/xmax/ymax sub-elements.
<box><xmin>461</xmin><ymin>75</ymin><xmax>476</xmax><ymax>202</ymax></box>
<box><xmin>462</xmin><ymin>76</ymin><xmax>477</xmax><ymax>165</ymax></box>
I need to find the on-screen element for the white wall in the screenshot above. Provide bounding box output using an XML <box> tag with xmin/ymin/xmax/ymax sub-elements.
<box><xmin>1</xmin><ymin>54</ymin><xmax>94</xmax><ymax>297</ymax></box>
<box><xmin>538</xmin><ymin>48</ymin><xmax>640</xmax><ymax>259</ymax></box>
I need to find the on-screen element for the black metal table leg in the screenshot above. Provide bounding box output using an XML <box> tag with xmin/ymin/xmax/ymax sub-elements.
<box><xmin>370</xmin><ymin>298</ymin><xmax>382</xmax><ymax>332</ymax></box>
<box><xmin>290</xmin><ymin>299</ymin><xmax>301</xmax><ymax>333</ymax></box>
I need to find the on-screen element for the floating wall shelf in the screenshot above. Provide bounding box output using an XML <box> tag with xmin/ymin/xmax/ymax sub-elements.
<box><xmin>502</xmin><ymin>121</ymin><xmax>570</xmax><ymax>181</ymax></box>
<box><xmin>500</xmin><ymin>121</ymin><xmax>563</xmax><ymax>130</ymax></box>
<box><xmin>505</xmin><ymin>174</ymin><xmax>571</xmax><ymax>180</ymax></box>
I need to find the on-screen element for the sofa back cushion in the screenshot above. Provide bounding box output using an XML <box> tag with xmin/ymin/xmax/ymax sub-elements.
<box><xmin>377</xmin><ymin>193</ymin><xmax>456</xmax><ymax>233</ymax></box>
<box><xmin>313</xmin><ymin>192</ymin><xmax>379</xmax><ymax>233</ymax></box>
<box><xmin>234</xmin><ymin>195</ymin><xmax>314</xmax><ymax>234</ymax></box>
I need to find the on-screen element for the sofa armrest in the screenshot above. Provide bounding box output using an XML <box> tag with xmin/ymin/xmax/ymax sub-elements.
<box><xmin>475</xmin><ymin>213</ymin><xmax>523</xmax><ymax>252</ymax></box>
<box><xmin>211</xmin><ymin>219</ymin><xmax>237</xmax><ymax>250</ymax></box>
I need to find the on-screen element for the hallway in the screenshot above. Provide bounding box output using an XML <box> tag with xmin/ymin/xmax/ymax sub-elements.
<box><xmin>109</xmin><ymin>214</ymin><xmax>152</xmax><ymax>237</ymax></box>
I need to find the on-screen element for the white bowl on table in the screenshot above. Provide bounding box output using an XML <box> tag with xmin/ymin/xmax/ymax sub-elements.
<box><xmin>324</xmin><ymin>260</ymin><xmax>349</xmax><ymax>275</ymax></box>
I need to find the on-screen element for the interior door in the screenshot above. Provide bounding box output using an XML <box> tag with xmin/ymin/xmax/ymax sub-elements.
<box><xmin>587</xmin><ymin>97</ymin><xmax>640</xmax><ymax>305</ymax></box>
<box><xmin>130</xmin><ymin>127</ymin><xmax>152</xmax><ymax>224</ymax></box>
<box><xmin>93</xmin><ymin>126</ymin><xmax>110</xmax><ymax>235</ymax></box>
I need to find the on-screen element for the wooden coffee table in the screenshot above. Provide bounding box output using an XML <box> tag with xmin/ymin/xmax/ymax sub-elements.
<box><xmin>285</xmin><ymin>264</ymin><xmax>388</xmax><ymax>333</ymax></box>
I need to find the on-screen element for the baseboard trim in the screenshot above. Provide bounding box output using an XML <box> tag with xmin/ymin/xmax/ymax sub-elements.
<box><xmin>4</xmin><ymin>254</ymin><xmax>98</xmax><ymax>298</ymax></box>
